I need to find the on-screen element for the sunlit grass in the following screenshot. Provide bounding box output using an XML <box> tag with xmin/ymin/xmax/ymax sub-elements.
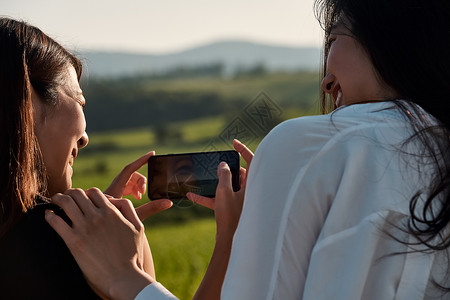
<box><xmin>146</xmin><ymin>218</ymin><xmax>216</xmax><ymax>299</ymax></box>
<box><xmin>70</xmin><ymin>71</ymin><xmax>318</xmax><ymax>298</ymax></box>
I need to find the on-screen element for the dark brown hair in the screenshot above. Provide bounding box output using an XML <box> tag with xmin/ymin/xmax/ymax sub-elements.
<box><xmin>0</xmin><ymin>17</ymin><xmax>82</xmax><ymax>237</ymax></box>
<box><xmin>314</xmin><ymin>0</ymin><xmax>450</xmax><ymax>292</ymax></box>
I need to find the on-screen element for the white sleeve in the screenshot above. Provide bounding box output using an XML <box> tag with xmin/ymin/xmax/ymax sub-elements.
<box><xmin>134</xmin><ymin>282</ymin><xmax>178</xmax><ymax>300</ymax></box>
<box><xmin>222</xmin><ymin>118</ymin><xmax>339</xmax><ymax>300</ymax></box>
<box><xmin>221</xmin><ymin>111</ymin><xmax>426</xmax><ymax>300</ymax></box>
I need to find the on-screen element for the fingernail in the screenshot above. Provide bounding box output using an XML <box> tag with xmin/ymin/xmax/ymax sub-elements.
<box><xmin>104</xmin><ymin>194</ymin><xmax>113</xmax><ymax>199</ymax></box>
<box><xmin>219</xmin><ymin>161</ymin><xmax>229</xmax><ymax>169</ymax></box>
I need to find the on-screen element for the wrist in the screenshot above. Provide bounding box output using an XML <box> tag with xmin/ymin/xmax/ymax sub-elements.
<box><xmin>216</xmin><ymin>224</ymin><xmax>237</xmax><ymax>242</ymax></box>
<box><xmin>215</xmin><ymin>231</ymin><xmax>234</xmax><ymax>251</ymax></box>
<box><xmin>108</xmin><ymin>266</ymin><xmax>155</xmax><ymax>300</ymax></box>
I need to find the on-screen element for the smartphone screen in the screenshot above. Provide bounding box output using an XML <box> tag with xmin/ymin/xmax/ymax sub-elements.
<box><xmin>148</xmin><ymin>150</ymin><xmax>240</xmax><ymax>201</ymax></box>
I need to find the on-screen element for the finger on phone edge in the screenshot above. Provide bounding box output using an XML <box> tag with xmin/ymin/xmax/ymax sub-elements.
<box><xmin>136</xmin><ymin>199</ymin><xmax>173</xmax><ymax>221</ymax></box>
<box><xmin>233</xmin><ymin>139</ymin><xmax>253</xmax><ymax>165</ymax></box>
<box><xmin>186</xmin><ymin>192</ymin><xmax>215</xmax><ymax>210</ymax></box>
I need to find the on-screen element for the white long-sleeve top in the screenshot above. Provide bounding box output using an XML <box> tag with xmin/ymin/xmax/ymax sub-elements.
<box><xmin>222</xmin><ymin>102</ymin><xmax>447</xmax><ymax>299</ymax></box>
<box><xmin>136</xmin><ymin>102</ymin><xmax>447</xmax><ymax>300</ymax></box>
<box><xmin>135</xmin><ymin>282</ymin><xmax>178</xmax><ymax>300</ymax></box>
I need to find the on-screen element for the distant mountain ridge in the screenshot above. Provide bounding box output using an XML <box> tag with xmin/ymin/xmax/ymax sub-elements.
<box><xmin>80</xmin><ymin>40</ymin><xmax>321</xmax><ymax>78</ymax></box>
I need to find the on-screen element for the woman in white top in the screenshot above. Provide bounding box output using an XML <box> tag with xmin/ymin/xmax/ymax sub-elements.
<box><xmin>45</xmin><ymin>0</ymin><xmax>450</xmax><ymax>299</ymax></box>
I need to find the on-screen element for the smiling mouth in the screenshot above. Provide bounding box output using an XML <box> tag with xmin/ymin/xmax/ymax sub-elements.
<box><xmin>330</xmin><ymin>83</ymin><xmax>342</xmax><ymax>107</ymax></box>
<box><xmin>69</xmin><ymin>148</ymin><xmax>78</xmax><ymax>168</ymax></box>
<box><xmin>331</xmin><ymin>83</ymin><xmax>340</xmax><ymax>99</ymax></box>
<box><xmin>68</xmin><ymin>157</ymin><xmax>74</xmax><ymax>169</ymax></box>
<box><xmin>335</xmin><ymin>91</ymin><xmax>343</xmax><ymax>107</ymax></box>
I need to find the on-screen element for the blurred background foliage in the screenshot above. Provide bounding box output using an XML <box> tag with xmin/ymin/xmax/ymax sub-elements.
<box><xmin>73</xmin><ymin>65</ymin><xmax>320</xmax><ymax>299</ymax></box>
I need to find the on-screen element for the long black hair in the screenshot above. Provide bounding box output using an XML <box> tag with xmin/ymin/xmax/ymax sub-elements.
<box><xmin>315</xmin><ymin>0</ymin><xmax>450</xmax><ymax>250</ymax></box>
<box><xmin>314</xmin><ymin>0</ymin><xmax>450</xmax><ymax>249</ymax></box>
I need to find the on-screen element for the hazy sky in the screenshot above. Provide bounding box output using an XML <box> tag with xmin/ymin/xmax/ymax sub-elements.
<box><xmin>2</xmin><ymin>0</ymin><xmax>324</xmax><ymax>54</ymax></box>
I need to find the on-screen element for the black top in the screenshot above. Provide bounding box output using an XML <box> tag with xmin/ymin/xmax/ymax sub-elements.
<box><xmin>0</xmin><ymin>197</ymin><xmax>100</xmax><ymax>299</ymax></box>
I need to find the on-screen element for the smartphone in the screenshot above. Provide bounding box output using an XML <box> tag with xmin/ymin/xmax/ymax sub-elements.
<box><xmin>148</xmin><ymin>150</ymin><xmax>241</xmax><ymax>201</ymax></box>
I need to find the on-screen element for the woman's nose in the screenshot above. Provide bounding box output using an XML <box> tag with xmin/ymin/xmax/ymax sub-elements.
<box><xmin>78</xmin><ymin>131</ymin><xmax>89</xmax><ymax>149</ymax></box>
<box><xmin>321</xmin><ymin>73</ymin><xmax>335</xmax><ymax>94</ymax></box>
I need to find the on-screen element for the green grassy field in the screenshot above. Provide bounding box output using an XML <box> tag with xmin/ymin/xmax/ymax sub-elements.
<box><xmin>146</xmin><ymin>218</ymin><xmax>216</xmax><ymax>299</ymax></box>
<box><xmin>71</xmin><ymin>111</ymin><xmax>315</xmax><ymax>299</ymax></box>
<box><xmin>71</xmin><ymin>71</ymin><xmax>319</xmax><ymax>299</ymax></box>
<box><xmin>71</xmin><ymin>117</ymin><xmax>253</xmax><ymax>299</ymax></box>
<box><xmin>138</xmin><ymin>71</ymin><xmax>320</xmax><ymax>109</ymax></box>
<box><xmin>72</xmin><ymin>115</ymin><xmax>263</xmax><ymax>191</ymax></box>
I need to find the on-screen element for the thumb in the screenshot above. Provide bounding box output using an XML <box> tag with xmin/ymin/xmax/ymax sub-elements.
<box><xmin>217</xmin><ymin>161</ymin><xmax>232</xmax><ymax>190</ymax></box>
<box><xmin>105</xmin><ymin>151</ymin><xmax>155</xmax><ymax>197</ymax></box>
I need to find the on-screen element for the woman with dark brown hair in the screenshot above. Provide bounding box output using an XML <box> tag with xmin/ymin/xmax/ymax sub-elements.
<box><xmin>0</xmin><ymin>17</ymin><xmax>171</xmax><ymax>299</ymax></box>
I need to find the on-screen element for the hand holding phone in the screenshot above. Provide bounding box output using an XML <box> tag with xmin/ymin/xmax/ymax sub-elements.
<box><xmin>147</xmin><ymin>150</ymin><xmax>241</xmax><ymax>202</ymax></box>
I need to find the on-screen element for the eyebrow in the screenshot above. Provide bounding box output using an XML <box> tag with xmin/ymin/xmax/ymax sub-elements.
<box><xmin>329</xmin><ymin>22</ymin><xmax>344</xmax><ymax>33</ymax></box>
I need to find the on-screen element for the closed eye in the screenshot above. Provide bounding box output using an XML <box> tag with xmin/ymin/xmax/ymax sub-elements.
<box><xmin>326</xmin><ymin>35</ymin><xmax>337</xmax><ymax>48</ymax></box>
<box><xmin>74</xmin><ymin>97</ymin><xmax>86</xmax><ymax>109</ymax></box>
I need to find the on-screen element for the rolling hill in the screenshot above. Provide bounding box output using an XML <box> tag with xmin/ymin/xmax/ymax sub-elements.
<box><xmin>80</xmin><ymin>40</ymin><xmax>321</xmax><ymax>78</ymax></box>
